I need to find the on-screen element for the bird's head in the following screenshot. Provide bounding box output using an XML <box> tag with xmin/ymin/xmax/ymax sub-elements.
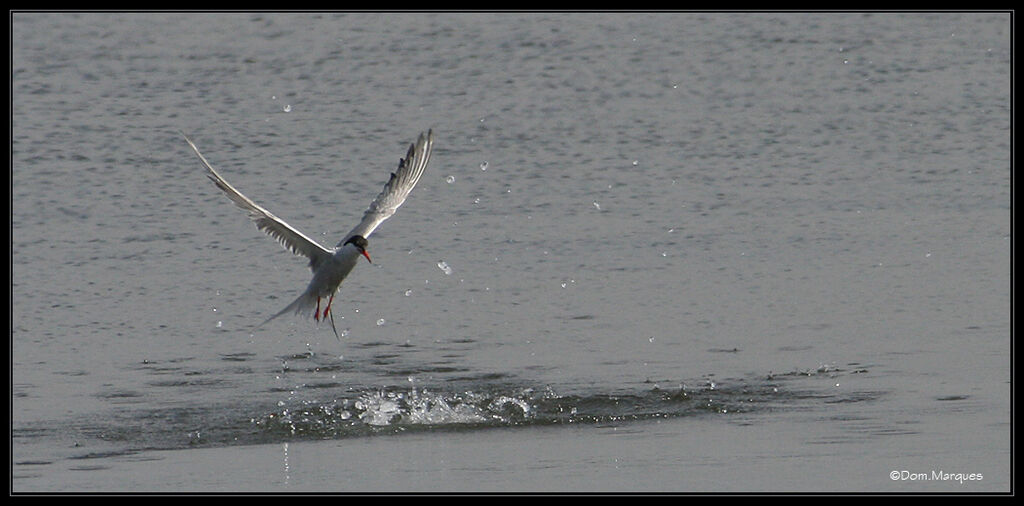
<box><xmin>344</xmin><ymin>235</ymin><xmax>372</xmax><ymax>263</ymax></box>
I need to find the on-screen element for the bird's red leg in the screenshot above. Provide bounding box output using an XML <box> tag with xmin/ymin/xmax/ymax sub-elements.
<box><xmin>315</xmin><ymin>296</ymin><xmax>321</xmax><ymax>322</ymax></box>
<box><xmin>323</xmin><ymin>294</ymin><xmax>335</xmax><ymax>319</ymax></box>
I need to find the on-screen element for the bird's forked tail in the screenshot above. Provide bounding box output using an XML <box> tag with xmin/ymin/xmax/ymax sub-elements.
<box><xmin>256</xmin><ymin>289</ymin><xmax>341</xmax><ymax>339</ymax></box>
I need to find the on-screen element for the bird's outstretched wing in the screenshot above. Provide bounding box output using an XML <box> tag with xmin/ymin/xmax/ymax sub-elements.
<box><xmin>182</xmin><ymin>132</ymin><xmax>334</xmax><ymax>271</ymax></box>
<box><xmin>339</xmin><ymin>129</ymin><xmax>433</xmax><ymax>244</ymax></box>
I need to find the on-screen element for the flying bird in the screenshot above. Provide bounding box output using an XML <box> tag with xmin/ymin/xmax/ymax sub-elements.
<box><xmin>182</xmin><ymin>129</ymin><xmax>434</xmax><ymax>338</ymax></box>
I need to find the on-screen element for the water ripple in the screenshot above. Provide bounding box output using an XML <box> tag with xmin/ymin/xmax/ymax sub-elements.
<box><xmin>13</xmin><ymin>365</ymin><xmax>882</xmax><ymax>467</ymax></box>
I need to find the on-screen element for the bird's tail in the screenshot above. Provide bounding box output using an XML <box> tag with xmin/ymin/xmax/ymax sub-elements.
<box><xmin>257</xmin><ymin>289</ymin><xmax>320</xmax><ymax>328</ymax></box>
<box><xmin>255</xmin><ymin>289</ymin><xmax>341</xmax><ymax>340</ymax></box>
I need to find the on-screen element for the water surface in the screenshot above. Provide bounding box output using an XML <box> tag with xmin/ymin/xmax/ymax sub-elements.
<box><xmin>11</xmin><ymin>12</ymin><xmax>1010</xmax><ymax>492</ymax></box>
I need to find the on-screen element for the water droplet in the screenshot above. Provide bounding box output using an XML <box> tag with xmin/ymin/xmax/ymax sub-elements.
<box><xmin>632</xmin><ymin>160</ymin><xmax>639</xmax><ymax>166</ymax></box>
<box><xmin>437</xmin><ymin>261</ymin><xmax>452</xmax><ymax>275</ymax></box>
<box><xmin>404</xmin><ymin>289</ymin><xmax>413</xmax><ymax>296</ymax></box>
<box><xmin>216</xmin><ymin>321</ymin><xmax>222</xmax><ymax>328</ymax></box>
<box><xmin>480</xmin><ymin>161</ymin><xmax>489</xmax><ymax>171</ymax></box>
<box><xmin>446</xmin><ymin>175</ymin><xmax>455</xmax><ymax>184</ymax></box>
<box><xmin>376</xmin><ymin>318</ymin><xmax>385</xmax><ymax>326</ymax></box>
<box><xmin>340</xmin><ymin>329</ymin><xmax>350</xmax><ymax>337</ymax></box>
<box><xmin>283</xmin><ymin>104</ymin><xmax>292</xmax><ymax>112</ymax></box>
<box><xmin>473</xmin><ymin>197</ymin><xmax>480</xmax><ymax>204</ymax></box>
<box><xmin>593</xmin><ymin>201</ymin><xmax>601</xmax><ymax>210</ymax></box>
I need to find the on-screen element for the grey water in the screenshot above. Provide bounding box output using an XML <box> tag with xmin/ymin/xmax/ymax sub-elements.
<box><xmin>11</xmin><ymin>12</ymin><xmax>1010</xmax><ymax>493</ymax></box>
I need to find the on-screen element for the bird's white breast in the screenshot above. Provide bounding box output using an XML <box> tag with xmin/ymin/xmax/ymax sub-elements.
<box><xmin>309</xmin><ymin>244</ymin><xmax>363</xmax><ymax>297</ymax></box>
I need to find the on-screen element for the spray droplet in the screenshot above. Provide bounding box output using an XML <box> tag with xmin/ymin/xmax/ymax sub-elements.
<box><xmin>446</xmin><ymin>175</ymin><xmax>455</xmax><ymax>184</ymax></box>
<box><xmin>480</xmin><ymin>161</ymin><xmax>489</xmax><ymax>171</ymax></box>
<box><xmin>437</xmin><ymin>261</ymin><xmax>452</xmax><ymax>275</ymax></box>
<box><xmin>376</xmin><ymin>318</ymin><xmax>385</xmax><ymax>326</ymax></box>
<box><xmin>283</xmin><ymin>104</ymin><xmax>292</xmax><ymax>112</ymax></box>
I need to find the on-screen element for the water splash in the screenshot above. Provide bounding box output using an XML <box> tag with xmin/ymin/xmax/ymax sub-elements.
<box><xmin>37</xmin><ymin>367</ymin><xmax>876</xmax><ymax>456</ymax></box>
<box><xmin>247</xmin><ymin>381</ymin><xmax>752</xmax><ymax>441</ymax></box>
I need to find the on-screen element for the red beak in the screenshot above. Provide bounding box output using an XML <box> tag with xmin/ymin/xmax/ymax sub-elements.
<box><xmin>361</xmin><ymin>249</ymin><xmax>372</xmax><ymax>263</ymax></box>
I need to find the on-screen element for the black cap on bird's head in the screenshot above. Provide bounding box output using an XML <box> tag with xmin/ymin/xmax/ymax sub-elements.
<box><xmin>344</xmin><ymin>235</ymin><xmax>372</xmax><ymax>263</ymax></box>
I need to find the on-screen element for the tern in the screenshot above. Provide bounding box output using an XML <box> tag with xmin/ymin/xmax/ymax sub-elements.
<box><xmin>182</xmin><ymin>129</ymin><xmax>434</xmax><ymax>338</ymax></box>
